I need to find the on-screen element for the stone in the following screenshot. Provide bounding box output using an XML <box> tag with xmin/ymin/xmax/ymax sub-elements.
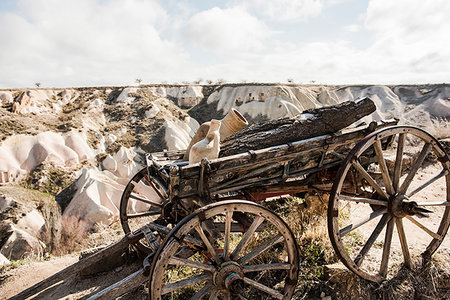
<box><xmin>145</xmin><ymin>105</ymin><xmax>160</xmax><ymax>118</ymax></box>
<box><xmin>116</xmin><ymin>87</ymin><xmax>137</xmax><ymax>104</ymax></box>
<box><xmin>0</xmin><ymin>91</ymin><xmax>13</xmax><ymax>104</ymax></box>
<box><xmin>1</xmin><ymin>224</ymin><xmax>44</xmax><ymax>260</ymax></box>
<box><xmin>17</xmin><ymin>209</ymin><xmax>46</xmax><ymax>235</ymax></box>
<box><xmin>102</xmin><ymin>154</ymin><xmax>117</xmax><ymax>173</ymax></box>
<box><xmin>0</xmin><ymin>253</ymin><xmax>10</xmax><ymax>267</ymax></box>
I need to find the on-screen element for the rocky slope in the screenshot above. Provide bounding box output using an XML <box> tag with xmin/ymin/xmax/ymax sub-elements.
<box><xmin>0</xmin><ymin>83</ymin><xmax>449</xmax><ymax>262</ymax></box>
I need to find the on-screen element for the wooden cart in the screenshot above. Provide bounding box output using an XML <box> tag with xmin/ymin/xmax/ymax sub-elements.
<box><xmin>118</xmin><ymin>119</ymin><xmax>449</xmax><ymax>299</ymax></box>
<box><xmin>12</xmin><ymin>120</ymin><xmax>449</xmax><ymax>300</ymax></box>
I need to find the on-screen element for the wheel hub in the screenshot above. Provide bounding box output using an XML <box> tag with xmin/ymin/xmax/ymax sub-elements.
<box><xmin>213</xmin><ymin>261</ymin><xmax>244</xmax><ymax>290</ymax></box>
<box><xmin>389</xmin><ymin>194</ymin><xmax>432</xmax><ymax>217</ymax></box>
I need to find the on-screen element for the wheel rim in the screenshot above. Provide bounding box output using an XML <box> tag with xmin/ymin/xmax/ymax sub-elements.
<box><xmin>328</xmin><ymin>126</ymin><xmax>450</xmax><ymax>282</ymax></box>
<box><xmin>149</xmin><ymin>200</ymin><xmax>299</xmax><ymax>300</ymax></box>
<box><xmin>120</xmin><ymin>168</ymin><xmax>168</xmax><ymax>253</ymax></box>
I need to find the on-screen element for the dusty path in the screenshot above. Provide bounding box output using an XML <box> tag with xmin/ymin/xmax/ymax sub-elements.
<box><xmin>0</xmin><ymin>254</ymin><xmax>145</xmax><ymax>300</ymax></box>
<box><xmin>0</xmin><ymin>255</ymin><xmax>79</xmax><ymax>299</ymax></box>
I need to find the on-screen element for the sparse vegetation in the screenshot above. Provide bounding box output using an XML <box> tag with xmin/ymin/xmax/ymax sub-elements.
<box><xmin>21</xmin><ymin>162</ymin><xmax>75</xmax><ymax>196</ymax></box>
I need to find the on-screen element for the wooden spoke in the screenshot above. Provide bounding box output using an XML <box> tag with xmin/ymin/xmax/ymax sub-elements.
<box><xmin>407</xmin><ymin>169</ymin><xmax>448</xmax><ymax>198</ymax></box>
<box><xmin>374</xmin><ymin>140</ymin><xmax>394</xmax><ymax>195</ymax></box>
<box><xmin>352</xmin><ymin>160</ymin><xmax>389</xmax><ymax>200</ymax></box>
<box><xmin>395</xmin><ymin>218</ymin><xmax>412</xmax><ymax>269</ymax></box>
<box><xmin>190</xmin><ymin>284</ymin><xmax>212</xmax><ymax>300</ymax></box>
<box><xmin>339</xmin><ymin>194</ymin><xmax>388</xmax><ymax>206</ymax></box>
<box><xmin>224</xmin><ymin>211</ymin><xmax>233</xmax><ymax>260</ymax></box>
<box><xmin>126</xmin><ymin>210</ymin><xmax>161</xmax><ymax>219</ymax></box>
<box><xmin>238</xmin><ymin>234</ymin><xmax>284</xmax><ymax>265</ymax></box>
<box><xmin>161</xmin><ymin>274</ymin><xmax>210</xmax><ymax>295</ymax></box>
<box><xmin>129</xmin><ymin>193</ymin><xmax>162</xmax><ymax>207</ymax></box>
<box><xmin>144</xmin><ymin>175</ymin><xmax>167</xmax><ymax>200</ymax></box>
<box><xmin>416</xmin><ymin>201</ymin><xmax>450</xmax><ymax>207</ymax></box>
<box><xmin>243</xmin><ymin>263</ymin><xmax>291</xmax><ymax>273</ymax></box>
<box><xmin>340</xmin><ymin>208</ymin><xmax>387</xmax><ymax>236</ymax></box>
<box><xmin>393</xmin><ymin>133</ymin><xmax>405</xmax><ymax>191</ymax></box>
<box><xmin>354</xmin><ymin>214</ymin><xmax>391</xmax><ymax>267</ymax></box>
<box><xmin>379</xmin><ymin>217</ymin><xmax>394</xmax><ymax>277</ymax></box>
<box><xmin>399</xmin><ymin>142</ymin><xmax>432</xmax><ymax>195</ymax></box>
<box><xmin>405</xmin><ymin>215</ymin><xmax>442</xmax><ymax>240</ymax></box>
<box><xmin>194</xmin><ymin>225</ymin><xmax>221</xmax><ymax>265</ymax></box>
<box><xmin>243</xmin><ymin>277</ymin><xmax>283</xmax><ymax>300</ymax></box>
<box><xmin>169</xmin><ymin>257</ymin><xmax>216</xmax><ymax>272</ymax></box>
<box><xmin>231</xmin><ymin>216</ymin><xmax>265</xmax><ymax>260</ymax></box>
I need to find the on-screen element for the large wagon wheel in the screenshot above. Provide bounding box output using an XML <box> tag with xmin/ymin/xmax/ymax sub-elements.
<box><xmin>328</xmin><ymin>125</ymin><xmax>450</xmax><ymax>282</ymax></box>
<box><xmin>120</xmin><ymin>167</ymin><xmax>168</xmax><ymax>253</ymax></box>
<box><xmin>148</xmin><ymin>200</ymin><xmax>299</xmax><ymax>299</ymax></box>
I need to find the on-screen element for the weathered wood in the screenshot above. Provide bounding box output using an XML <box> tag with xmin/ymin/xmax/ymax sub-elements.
<box><xmin>395</xmin><ymin>217</ymin><xmax>412</xmax><ymax>268</ymax></box>
<box><xmin>243</xmin><ymin>263</ymin><xmax>291</xmax><ymax>272</ymax></box>
<box><xmin>354</xmin><ymin>214</ymin><xmax>391</xmax><ymax>267</ymax></box>
<box><xmin>374</xmin><ymin>139</ymin><xmax>394</xmax><ymax>195</ymax></box>
<box><xmin>86</xmin><ymin>269</ymin><xmax>146</xmax><ymax>300</ymax></box>
<box><xmin>180</xmin><ymin>119</ymin><xmax>396</xmax><ymax>180</ymax></box>
<box><xmin>175</xmin><ymin>120</ymin><xmax>397</xmax><ymax>199</ymax></box>
<box><xmin>220</xmin><ymin>98</ymin><xmax>376</xmax><ymax>157</ymax></box>
<box><xmin>10</xmin><ymin>233</ymin><xmax>142</xmax><ymax>300</ymax></box>
<box><xmin>379</xmin><ymin>217</ymin><xmax>394</xmax><ymax>277</ymax></box>
<box><xmin>339</xmin><ymin>208</ymin><xmax>387</xmax><ymax>236</ymax></box>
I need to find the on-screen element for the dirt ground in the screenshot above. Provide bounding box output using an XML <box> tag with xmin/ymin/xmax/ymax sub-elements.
<box><xmin>0</xmin><ymin>255</ymin><xmax>79</xmax><ymax>299</ymax></box>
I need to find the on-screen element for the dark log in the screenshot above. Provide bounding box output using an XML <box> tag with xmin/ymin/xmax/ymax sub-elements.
<box><xmin>219</xmin><ymin>98</ymin><xmax>376</xmax><ymax>157</ymax></box>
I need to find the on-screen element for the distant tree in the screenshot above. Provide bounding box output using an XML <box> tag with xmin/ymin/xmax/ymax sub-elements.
<box><xmin>287</xmin><ymin>78</ymin><xmax>294</xmax><ymax>83</ymax></box>
<box><xmin>35</xmin><ymin>82</ymin><xmax>41</xmax><ymax>88</ymax></box>
<box><xmin>310</xmin><ymin>80</ymin><xmax>316</xmax><ymax>84</ymax></box>
<box><xmin>216</xmin><ymin>78</ymin><xmax>226</xmax><ymax>84</ymax></box>
<box><xmin>193</xmin><ymin>78</ymin><xmax>203</xmax><ymax>84</ymax></box>
<box><xmin>206</xmin><ymin>79</ymin><xmax>213</xmax><ymax>85</ymax></box>
<box><xmin>181</xmin><ymin>81</ymin><xmax>190</xmax><ymax>85</ymax></box>
<box><xmin>135</xmin><ymin>79</ymin><xmax>142</xmax><ymax>86</ymax></box>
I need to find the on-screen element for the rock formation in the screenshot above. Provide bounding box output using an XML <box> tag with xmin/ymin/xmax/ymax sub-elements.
<box><xmin>0</xmin><ymin>83</ymin><xmax>448</xmax><ymax>260</ymax></box>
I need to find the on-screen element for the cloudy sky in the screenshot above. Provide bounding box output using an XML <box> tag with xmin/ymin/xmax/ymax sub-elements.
<box><xmin>0</xmin><ymin>0</ymin><xmax>449</xmax><ymax>88</ymax></box>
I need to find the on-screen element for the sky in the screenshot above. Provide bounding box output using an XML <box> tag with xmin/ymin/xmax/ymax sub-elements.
<box><xmin>0</xmin><ymin>0</ymin><xmax>449</xmax><ymax>88</ymax></box>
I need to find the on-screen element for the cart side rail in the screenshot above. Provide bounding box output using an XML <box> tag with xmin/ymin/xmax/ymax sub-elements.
<box><xmin>169</xmin><ymin>119</ymin><xmax>397</xmax><ymax>198</ymax></box>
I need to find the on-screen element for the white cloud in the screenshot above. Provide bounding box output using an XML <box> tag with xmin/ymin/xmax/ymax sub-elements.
<box><xmin>364</xmin><ymin>0</ymin><xmax>450</xmax><ymax>75</ymax></box>
<box><xmin>344</xmin><ymin>24</ymin><xmax>361</xmax><ymax>32</ymax></box>
<box><xmin>239</xmin><ymin>0</ymin><xmax>323</xmax><ymax>21</ymax></box>
<box><xmin>0</xmin><ymin>0</ymin><xmax>191</xmax><ymax>87</ymax></box>
<box><xmin>0</xmin><ymin>0</ymin><xmax>449</xmax><ymax>87</ymax></box>
<box><xmin>186</xmin><ymin>6</ymin><xmax>272</xmax><ymax>53</ymax></box>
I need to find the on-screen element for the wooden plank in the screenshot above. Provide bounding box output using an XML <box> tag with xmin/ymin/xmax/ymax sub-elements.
<box><xmin>179</xmin><ymin>120</ymin><xmax>397</xmax><ymax>179</ymax></box>
<box><xmin>86</xmin><ymin>269</ymin><xmax>146</xmax><ymax>300</ymax></box>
